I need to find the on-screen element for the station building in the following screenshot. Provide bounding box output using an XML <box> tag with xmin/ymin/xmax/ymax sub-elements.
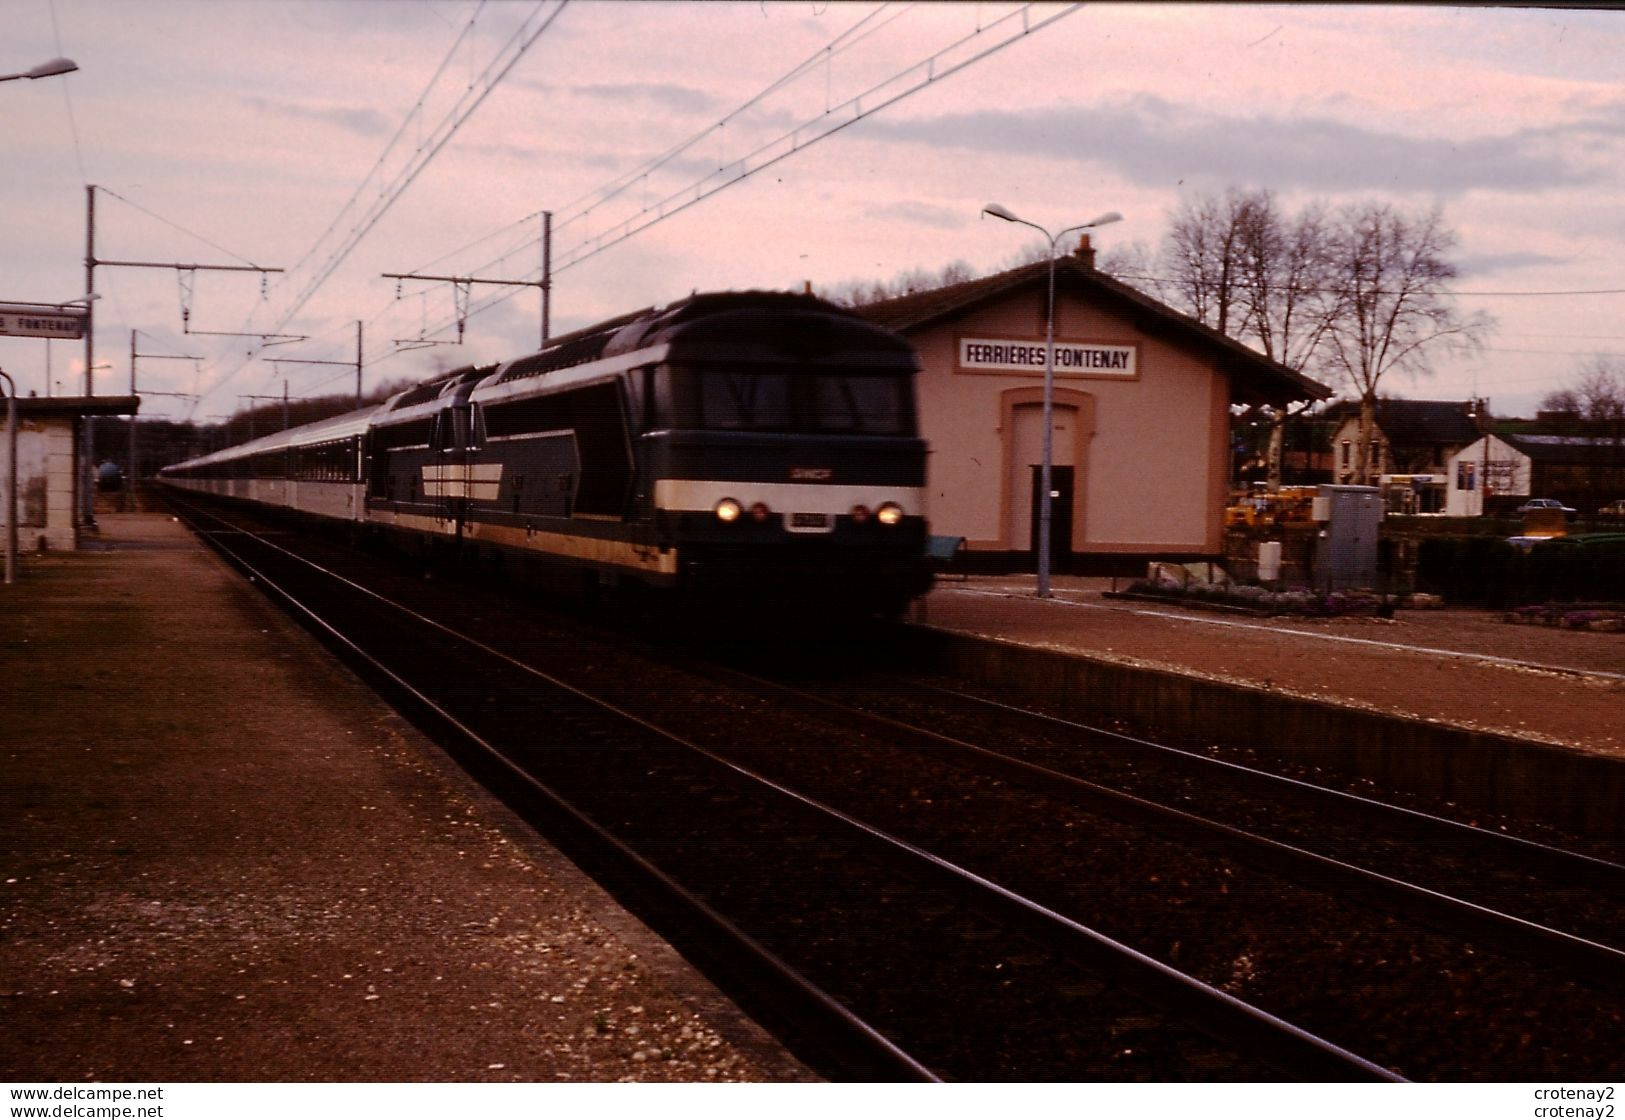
<box><xmin>860</xmin><ymin>239</ymin><xmax>1330</xmax><ymax>571</ymax></box>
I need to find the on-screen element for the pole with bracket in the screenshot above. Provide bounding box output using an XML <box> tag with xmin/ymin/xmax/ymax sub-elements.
<box><xmin>381</xmin><ymin>270</ymin><xmax>546</xmax><ymax>351</ymax></box>
<box><xmin>83</xmin><ymin>186</ymin><xmax>96</xmax><ymax>528</ymax></box>
<box><xmin>1</xmin><ymin>367</ymin><xmax>17</xmax><ymax>584</ymax></box>
<box><xmin>127</xmin><ymin>329</ymin><xmax>202</xmax><ymax>510</ymax></box>
<box><xmin>268</xmin><ymin>321</ymin><xmax>365</xmax><ymax>407</ymax></box>
<box><xmin>83</xmin><ymin>183</ymin><xmax>286</xmax><ymax>526</ymax></box>
<box><xmin>541</xmin><ymin>210</ymin><xmax>552</xmax><ymax>347</ymax></box>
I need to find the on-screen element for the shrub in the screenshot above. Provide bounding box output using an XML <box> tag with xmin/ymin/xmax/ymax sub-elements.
<box><xmin>1417</xmin><ymin>535</ymin><xmax>1625</xmax><ymax>606</ymax></box>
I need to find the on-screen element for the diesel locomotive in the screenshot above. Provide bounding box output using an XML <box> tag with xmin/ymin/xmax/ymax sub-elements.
<box><xmin>161</xmin><ymin>290</ymin><xmax>935</xmax><ymax>618</ymax></box>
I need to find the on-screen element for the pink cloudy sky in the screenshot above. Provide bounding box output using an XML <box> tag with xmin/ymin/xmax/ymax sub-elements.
<box><xmin>4</xmin><ymin>1</ymin><xmax>1623</xmax><ymax>422</ymax></box>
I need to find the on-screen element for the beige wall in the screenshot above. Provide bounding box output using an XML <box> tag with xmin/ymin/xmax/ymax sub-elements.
<box><xmin>6</xmin><ymin>417</ymin><xmax>81</xmax><ymax>551</ymax></box>
<box><xmin>910</xmin><ymin>286</ymin><xmax>1229</xmax><ymax>556</ymax></box>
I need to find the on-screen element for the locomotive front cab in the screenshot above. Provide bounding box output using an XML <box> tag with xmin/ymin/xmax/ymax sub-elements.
<box><xmin>635</xmin><ymin>297</ymin><xmax>934</xmax><ymax>611</ymax></box>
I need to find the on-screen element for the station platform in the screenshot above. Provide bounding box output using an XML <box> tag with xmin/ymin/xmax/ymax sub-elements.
<box><xmin>0</xmin><ymin>513</ymin><xmax>811</xmax><ymax>1083</ymax></box>
<box><xmin>914</xmin><ymin>574</ymin><xmax>1624</xmax><ymax>758</ymax></box>
<box><xmin>911</xmin><ymin>573</ymin><xmax>1625</xmax><ymax>843</ymax></box>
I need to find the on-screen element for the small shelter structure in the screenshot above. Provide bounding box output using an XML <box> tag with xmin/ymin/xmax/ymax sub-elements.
<box><xmin>5</xmin><ymin>395</ymin><xmax>140</xmax><ymax>551</ymax></box>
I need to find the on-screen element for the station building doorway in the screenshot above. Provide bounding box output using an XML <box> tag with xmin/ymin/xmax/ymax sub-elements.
<box><xmin>1005</xmin><ymin>397</ymin><xmax>1079</xmax><ymax>563</ymax></box>
<box><xmin>1028</xmin><ymin>465</ymin><xmax>1075</xmax><ymax>563</ymax></box>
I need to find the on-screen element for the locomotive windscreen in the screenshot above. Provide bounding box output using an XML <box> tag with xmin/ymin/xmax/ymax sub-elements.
<box><xmin>659</xmin><ymin>365</ymin><xmax>915</xmax><ymax>436</ymax></box>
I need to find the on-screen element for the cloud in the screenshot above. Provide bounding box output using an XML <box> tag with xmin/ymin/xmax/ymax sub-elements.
<box><xmin>862</xmin><ymin>94</ymin><xmax>1613</xmax><ymax>196</ymax></box>
<box><xmin>570</xmin><ymin>81</ymin><xmax>719</xmax><ymax>115</ymax></box>
<box><xmin>1455</xmin><ymin>250</ymin><xmax>1574</xmax><ymax>279</ymax></box>
<box><xmin>241</xmin><ymin>95</ymin><xmax>394</xmax><ymax>139</ymax></box>
<box><xmin>862</xmin><ymin>200</ymin><xmax>966</xmax><ymax>230</ymax></box>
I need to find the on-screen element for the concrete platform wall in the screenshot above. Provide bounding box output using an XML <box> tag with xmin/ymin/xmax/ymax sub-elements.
<box><xmin>912</xmin><ymin>627</ymin><xmax>1625</xmax><ymax>841</ymax></box>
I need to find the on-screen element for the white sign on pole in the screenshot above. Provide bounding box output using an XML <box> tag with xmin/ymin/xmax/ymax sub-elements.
<box><xmin>0</xmin><ymin>303</ymin><xmax>88</xmax><ymax>339</ymax></box>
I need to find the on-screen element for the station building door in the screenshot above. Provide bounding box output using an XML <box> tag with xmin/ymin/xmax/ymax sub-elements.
<box><xmin>1028</xmin><ymin>465</ymin><xmax>1075</xmax><ymax>563</ymax></box>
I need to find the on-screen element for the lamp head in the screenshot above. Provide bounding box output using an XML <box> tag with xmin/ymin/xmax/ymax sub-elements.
<box><xmin>26</xmin><ymin>57</ymin><xmax>78</xmax><ymax>79</ymax></box>
<box><xmin>981</xmin><ymin>203</ymin><xmax>1019</xmax><ymax>223</ymax></box>
<box><xmin>1085</xmin><ymin>211</ymin><xmax>1124</xmax><ymax>229</ymax></box>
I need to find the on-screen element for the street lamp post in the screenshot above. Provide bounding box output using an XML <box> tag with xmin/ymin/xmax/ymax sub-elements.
<box><xmin>1</xmin><ymin>367</ymin><xmax>18</xmax><ymax>585</ymax></box>
<box><xmin>981</xmin><ymin>203</ymin><xmax>1122</xmax><ymax>597</ymax></box>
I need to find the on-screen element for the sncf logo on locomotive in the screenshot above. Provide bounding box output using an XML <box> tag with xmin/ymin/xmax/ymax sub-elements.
<box><xmin>789</xmin><ymin>467</ymin><xmax>834</xmax><ymax>481</ymax></box>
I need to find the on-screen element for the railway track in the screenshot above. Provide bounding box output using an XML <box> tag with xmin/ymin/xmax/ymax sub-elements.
<box><xmin>167</xmin><ymin>497</ymin><xmax>1625</xmax><ymax>1080</ymax></box>
<box><xmin>686</xmin><ymin>662</ymin><xmax>1625</xmax><ymax>966</ymax></box>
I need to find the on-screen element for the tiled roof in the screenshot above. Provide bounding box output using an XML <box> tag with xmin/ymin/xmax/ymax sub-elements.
<box><xmin>854</xmin><ymin>255</ymin><xmax>1331</xmax><ymax>405</ymax></box>
<box><xmin>1326</xmin><ymin>398</ymin><xmax>1483</xmax><ymax>447</ymax></box>
<box><xmin>1503</xmin><ymin>433</ymin><xmax>1625</xmax><ymax>466</ymax></box>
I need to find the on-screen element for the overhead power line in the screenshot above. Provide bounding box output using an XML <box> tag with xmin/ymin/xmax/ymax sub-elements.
<box><xmin>409</xmin><ymin>2</ymin><xmax>1084</xmax><ymax>349</ymax></box>
<box><xmin>96</xmin><ymin>186</ymin><xmax>266</xmax><ymax>268</ymax></box>
<box><xmin>270</xmin><ymin>0</ymin><xmax>568</xmax><ymax>329</ymax></box>
<box><xmin>189</xmin><ymin>0</ymin><xmax>568</xmax><ymax>415</ymax></box>
<box><xmin>277</xmin><ymin>2</ymin><xmax>497</xmax><ymax>284</ymax></box>
<box><xmin>408</xmin><ymin>2</ymin><xmax>918</xmax><ymax>281</ymax></box>
<box><xmin>230</xmin><ymin>3</ymin><xmax>1080</xmax><ymax>403</ymax></box>
<box><xmin>552</xmin><ymin>4</ymin><xmax>1084</xmax><ymax>276</ymax></box>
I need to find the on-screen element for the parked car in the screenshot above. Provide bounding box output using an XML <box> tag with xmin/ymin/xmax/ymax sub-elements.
<box><xmin>1517</xmin><ymin>498</ymin><xmax>1577</xmax><ymax>515</ymax></box>
<box><xmin>1600</xmin><ymin>499</ymin><xmax>1625</xmax><ymax>521</ymax></box>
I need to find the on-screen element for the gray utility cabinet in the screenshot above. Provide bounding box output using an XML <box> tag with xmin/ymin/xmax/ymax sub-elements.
<box><xmin>1312</xmin><ymin>484</ymin><xmax>1382</xmax><ymax>590</ymax></box>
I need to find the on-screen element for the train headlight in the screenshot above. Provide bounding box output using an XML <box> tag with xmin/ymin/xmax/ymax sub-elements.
<box><xmin>850</xmin><ymin>504</ymin><xmax>870</xmax><ymax>524</ymax></box>
<box><xmin>749</xmin><ymin>502</ymin><xmax>772</xmax><ymax>523</ymax></box>
<box><xmin>876</xmin><ymin>502</ymin><xmax>904</xmax><ymax>526</ymax></box>
<box><xmin>714</xmin><ymin>498</ymin><xmax>743</xmax><ymax>523</ymax></box>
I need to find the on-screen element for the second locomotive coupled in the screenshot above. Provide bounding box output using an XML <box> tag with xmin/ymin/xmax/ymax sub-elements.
<box><xmin>161</xmin><ymin>290</ymin><xmax>935</xmax><ymax>619</ymax></box>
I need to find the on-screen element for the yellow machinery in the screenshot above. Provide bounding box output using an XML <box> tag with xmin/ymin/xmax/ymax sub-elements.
<box><xmin>1226</xmin><ymin>486</ymin><xmax>1317</xmax><ymax>528</ymax></box>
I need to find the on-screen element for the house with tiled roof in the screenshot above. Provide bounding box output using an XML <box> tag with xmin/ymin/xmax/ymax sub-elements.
<box><xmin>1324</xmin><ymin>398</ymin><xmax>1485</xmax><ymax>513</ymax></box>
<box><xmin>855</xmin><ymin>237</ymin><xmax>1329</xmax><ymax>571</ymax></box>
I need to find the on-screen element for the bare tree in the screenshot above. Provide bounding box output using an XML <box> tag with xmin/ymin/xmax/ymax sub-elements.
<box><xmin>1543</xmin><ymin>358</ymin><xmax>1625</xmax><ymax>427</ymax></box>
<box><xmin>1161</xmin><ymin>188</ymin><xmax>1271</xmax><ymax>336</ymax></box>
<box><xmin>936</xmin><ymin>259</ymin><xmax>976</xmax><ymax>287</ymax></box>
<box><xmin>1580</xmin><ymin>358</ymin><xmax>1625</xmax><ymax>499</ymax></box>
<box><xmin>1239</xmin><ymin>199</ymin><xmax>1340</xmax><ymax>374</ymax></box>
<box><xmin>1540</xmin><ymin>356</ymin><xmax>1625</xmax><ymax>508</ymax></box>
<box><xmin>1096</xmin><ymin>239</ymin><xmax>1161</xmax><ymax>292</ymax></box>
<box><xmin>1320</xmin><ymin>202</ymin><xmax>1492</xmax><ymax>483</ymax></box>
<box><xmin>1571</xmin><ymin>356</ymin><xmax>1625</xmax><ymax>422</ymax></box>
<box><xmin>1232</xmin><ymin>196</ymin><xmax>1342</xmax><ymax>486</ymax></box>
<box><xmin>1540</xmin><ymin>385</ymin><xmax>1584</xmax><ymax>419</ymax></box>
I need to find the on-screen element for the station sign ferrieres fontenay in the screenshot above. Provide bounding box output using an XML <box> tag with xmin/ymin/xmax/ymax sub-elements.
<box><xmin>958</xmin><ymin>336</ymin><xmax>1136</xmax><ymax>378</ymax></box>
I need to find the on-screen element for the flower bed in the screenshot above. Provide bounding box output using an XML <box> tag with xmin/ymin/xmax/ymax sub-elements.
<box><xmin>1505</xmin><ymin>604</ymin><xmax>1625</xmax><ymax>632</ymax></box>
<box><xmin>1123</xmin><ymin>578</ymin><xmax>1385</xmax><ymax>617</ymax></box>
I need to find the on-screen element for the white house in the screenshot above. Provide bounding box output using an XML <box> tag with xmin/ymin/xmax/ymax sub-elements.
<box><xmin>1445</xmin><ymin>434</ymin><xmax>1532</xmax><ymax>516</ymax></box>
<box><xmin>1448</xmin><ymin>431</ymin><xmax>1625</xmax><ymax>517</ymax></box>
